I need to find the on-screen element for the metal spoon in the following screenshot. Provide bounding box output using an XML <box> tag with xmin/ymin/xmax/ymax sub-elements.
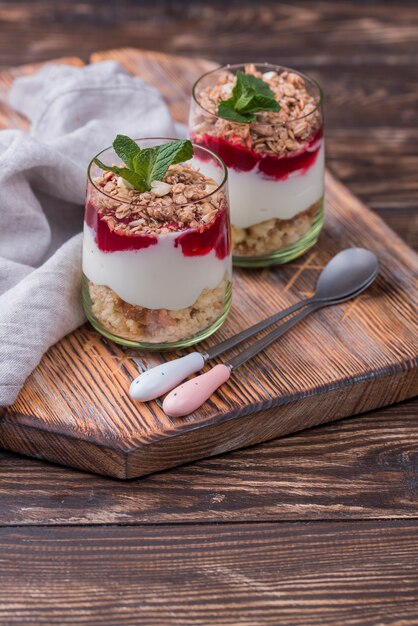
<box><xmin>163</xmin><ymin>267</ymin><xmax>378</xmax><ymax>418</ymax></box>
<box><xmin>130</xmin><ymin>248</ymin><xmax>378</xmax><ymax>402</ymax></box>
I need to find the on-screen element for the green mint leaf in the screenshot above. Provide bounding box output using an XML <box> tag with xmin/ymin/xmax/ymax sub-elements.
<box><xmin>234</xmin><ymin>93</ymin><xmax>257</xmax><ymax>113</ymax></box>
<box><xmin>148</xmin><ymin>139</ymin><xmax>194</xmax><ymax>182</ymax></box>
<box><xmin>94</xmin><ymin>139</ymin><xmax>193</xmax><ymax>193</ymax></box>
<box><xmin>217</xmin><ymin>70</ymin><xmax>280</xmax><ymax>123</ymax></box>
<box><xmin>112</xmin><ymin>135</ymin><xmax>142</xmax><ymax>170</ymax></box>
<box><xmin>236</xmin><ymin>71</ymin><xmax>274</xmax><ymax>98</ymax></box>
<box><xmin>218</xmin><ymin>100</ymin><xmax>257</xmax><ymax>122</ymax></box>
<box><xmin>133</xmin><ymin>139</ymin><xmax>193</xmax><ymax>188</ymax></box>
<box><xmin>93</xmin><ymin>158</ymin><xmax>147</xmax><ymax>192</ymax></box>
<box><xmin>132</xmin><ymin>149</ymin><xmax>157</xmax><ymax>187</ymax></box>
<box><xmin>232</xmin><ymin>76</ymin><xmax>256</xmax><ymax>112</ymax></box>
<box><xmin>250</xmin><ymin>94</ymin><xmax>280</xmax><ymax>113</ymax></box>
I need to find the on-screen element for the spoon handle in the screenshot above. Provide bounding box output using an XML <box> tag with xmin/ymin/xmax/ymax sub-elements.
<box><xmin>163</xmin><ymin>303</ymin><xmax>321</xmax><ymax>418</ymax></box>
<box><xmin>205</xmin><ymin>297</ymin><xmax>314</xmax><ymax>359</ymax></box>
<box><xmin>132</xmin><ymin>298</ymin><xmax>314</xmax><ymax>401</ymax></box>
<box><xmin>130</xmin><ymin>352</ymin><xmax>205</xmax><ymax>402</ymax></box>
<box><xmin>163</xmin><ymin>364</ymin><xmax>231</xmax><ymax>418</ymax></box>
<box><xmin>228</xmin><ymin>302</ymin><xmax>321</xmax><ymax>370</ymax></box>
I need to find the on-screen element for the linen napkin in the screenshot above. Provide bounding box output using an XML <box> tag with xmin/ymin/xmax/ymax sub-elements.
<box><xmin>0</xmin><ymin>61</ymin><xmax>176</xmax><ymax>406</ymax></box>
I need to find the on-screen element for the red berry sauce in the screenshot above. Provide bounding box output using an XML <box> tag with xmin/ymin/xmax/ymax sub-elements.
<box><xmin>174</xmin><ymin>210</ymin><xmax>230</xmax><ymax>260</ymax></box>
<box><xmin>85</xmin><ymin>200</ymin><xmax>230</xmax><ymax>259</ymax></box>
<box><xmin>191</xmin><ymin>125</ymin><xmax>323</xmax><ymax>181</ymax></box>
<box><xmin>85</xmin><ymin>201</ymin><xmax>157</xmax><ymax>253</ymax></box>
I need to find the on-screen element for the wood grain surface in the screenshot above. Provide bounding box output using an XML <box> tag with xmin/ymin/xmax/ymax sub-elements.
<box><xmin>0</xmin><ymin>3</ymin><xmax>418</xmax><ymax>623</ymax></box>
<box><xmin>1</xmin><ymin>521</ymin><xmax>418</xmax><ymax>625</ymax></box>
<box><xmin>0</xmin><ymin>402</ymin><xmax>417</xmax><ymax>526</ymax></box>
<box><xmin>0</xmin><ymin>47</ymin><xmax>417</xmax><ymax>479</ymax></box>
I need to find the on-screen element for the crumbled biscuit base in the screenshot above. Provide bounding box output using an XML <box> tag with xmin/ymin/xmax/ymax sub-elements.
<box><xmin>232</xmin><ymin>200</ymin><xmax>322</xmax><ymax>257</ymax></box>
<box><xmin>90</xmin><ymin>163</ymin><xmax>226</xmax><ymax>236</ymax></box>
<box><xmin>87</xmin><ymin>277</ymin><xmax>230</xmax><ymax>344</ymax></box>
<box><xmin>193</xmin><ymin>64</ymin><xmax>322</xmax><ymax>156</ymax></box>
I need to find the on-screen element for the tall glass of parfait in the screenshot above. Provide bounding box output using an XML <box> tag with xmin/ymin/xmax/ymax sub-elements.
<box><xmin>189</xmin><ymin>63</ymin><xmax>324</xmax><ymax>267</ymax></box>
<box><xmin>82</xmin><ymin>138</ymin><xmax>232</xmax><ymax>350</ymax></box>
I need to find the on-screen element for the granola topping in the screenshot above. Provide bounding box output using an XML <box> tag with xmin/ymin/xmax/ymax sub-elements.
<box><xmin>193</xmin><ymin>64</ymin><xmax>322</xmax><ymax>158</ymax></box>
<box><xmin>89</xmin><ymin>163</ymin><xmax>226</xmax><ymax>237</ymax></box>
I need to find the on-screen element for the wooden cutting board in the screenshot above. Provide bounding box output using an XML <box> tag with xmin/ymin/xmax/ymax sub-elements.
<box><xmin>0</xmin><ymin>48</ymin><xmax>417</xmax><ymax>479</ymax></box>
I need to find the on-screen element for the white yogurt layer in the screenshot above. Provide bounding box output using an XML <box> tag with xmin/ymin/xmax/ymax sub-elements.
<box><xmin>198</xmin><ymin>142</ymin><xmax>325</xmax><ymax>230</ymax></box>
<box><xmin>82</xmin><ymin>225</ymin><xmax>231</xmax><ymax>310</ymax></box>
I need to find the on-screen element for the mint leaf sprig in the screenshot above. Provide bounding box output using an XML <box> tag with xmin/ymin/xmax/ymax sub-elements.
<box><xmin>217</xmin><ymin>70</ymin><xmax>280</xmax><ymax>123</ymax></box>
<box><xmin>94</xmin><ymin>136</ymin><xmax>194</xmax><ymax>193</ymax></box>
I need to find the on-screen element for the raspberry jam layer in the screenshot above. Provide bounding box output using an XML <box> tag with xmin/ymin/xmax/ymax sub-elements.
<box><xmin>85</xmin><ymin>201</ymin><xmax>157</xmax><ymax>253</ymax></box>
<box><xmin>174</xmin><ymin>211</ymin><xmax>230</xmax><ymax>260</ymax></box>
<box><xmin>85</xmin><ymin>200</ymin><xmax>229</xmax><ymax>259</ymax></box>
<box><xmin>191</xmin><ymin>126</ymin><xmax>323</xmax><ymax>180</ymax></box>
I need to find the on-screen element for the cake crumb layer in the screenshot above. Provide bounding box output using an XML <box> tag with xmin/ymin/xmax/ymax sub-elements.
<box><xmin>87</xmin><ymin>277</ymin><xmax>230</xmax><ymax>345</ymax></box>
<box><xmin>232</xmin><ymin>200</ymin><xmax>322</xmax><ymax>257</ymax></box>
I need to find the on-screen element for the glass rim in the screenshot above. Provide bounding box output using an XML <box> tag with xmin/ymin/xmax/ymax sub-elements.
<box><xmin>87</xmin><ymin>137</ymin><xmax>228</xmax><ymax>207</ymax></box>
<box><xmin>192</xmin><ymin>62</ymin><xmax>324</xmax><ymax>125</ymax></box>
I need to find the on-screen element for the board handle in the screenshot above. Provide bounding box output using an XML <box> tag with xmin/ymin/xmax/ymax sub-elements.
<box><xmin>163</xmin><ymin>364</ymin><xmax>231</xmax><ymax>417</ymax></box>
<box><xmin>130</xmin><ymin>352</ymin><xmax>205</xmax><ymax>402</ymax></box>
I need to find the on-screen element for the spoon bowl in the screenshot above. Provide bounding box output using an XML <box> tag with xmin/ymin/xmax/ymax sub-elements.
<box><xmin>315</xmin><ymin>248</ymin><xmax>379</xmax><ymax>301</ymax></box>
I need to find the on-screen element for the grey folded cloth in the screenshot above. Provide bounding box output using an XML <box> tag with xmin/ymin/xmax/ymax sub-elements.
<box><xmin>0</xmin><ymin>61</ymin><xmax>175</xmax><ymax>406</ymax></box>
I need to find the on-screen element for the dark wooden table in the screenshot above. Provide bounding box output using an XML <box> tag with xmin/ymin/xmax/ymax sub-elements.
<box><xmin>0</xmin><ymin>2</ymin><xmax>417</xmax><ymax>624</ymax></box>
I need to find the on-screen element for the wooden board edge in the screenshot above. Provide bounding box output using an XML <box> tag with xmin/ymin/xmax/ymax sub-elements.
<box><xmin>3</xmin><ymin>356</ymin><xmax>417</xmax><ymax>455</ymax></box>
<box><xmin>0</xmin><ymin>405</ymin><xmax>133</xmax><ymax>452</ymax></box>
<box><xmin>0</xmin><ymin>359</ymin><xmax>416</xmax><ymax>480</ymax></box>
<box><xmin>124</xmin><ymin>367</ymin><xmax>418</xmax><ymax>479</ymax></box>
<box><xmin>0</xmin><ymin>419</ymin><xmax>128</xmax><ymax>479</ymax></box>
<box><xmin>140</xmin><ymin>358</ymin><xmax>418</xmax><ymax>446</ymax></box>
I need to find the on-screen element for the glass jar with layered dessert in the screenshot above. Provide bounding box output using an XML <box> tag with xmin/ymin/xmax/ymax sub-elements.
<box><xmin>189</xmin><ymin>63</ymin><xmax>324</xmax><ymax>267</ymax></box>
<box><xmin>82</xmin><ymin>138</ymin><xmax>232</xmax><ymax>349</ymax></box>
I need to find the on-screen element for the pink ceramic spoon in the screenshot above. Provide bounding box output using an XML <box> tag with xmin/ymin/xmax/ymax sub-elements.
<box><xmin>162</xmin><ymin>364</ymin><xmax>231</xmax><ymax>418</ymax></box>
